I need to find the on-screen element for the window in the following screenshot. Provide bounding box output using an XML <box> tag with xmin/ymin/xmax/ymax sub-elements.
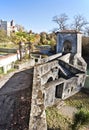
<box><xmin>55</xmin><ymin>83</ymin><xmax>64</xmax><ymax>98</ymax></box>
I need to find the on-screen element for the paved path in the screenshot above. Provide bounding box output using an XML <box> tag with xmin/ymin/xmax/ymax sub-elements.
<box><xmin>57</xmin><ymin>103</ymin><xmax>89</xmax><ymax>130</ymax></box>
<box><xmin>0</xmin><ymin>67</ymin><xmax>33</xmax><ymax>130</ymax></box>
<box><xmin>58</xmin><ymin>105</ymin><xmax>77</xmax><ymax>119</ymax></box>
<box><xmin>0</xmin><ymin>66</ymin><xmax>33</xmax><ymax>89</ymax></box>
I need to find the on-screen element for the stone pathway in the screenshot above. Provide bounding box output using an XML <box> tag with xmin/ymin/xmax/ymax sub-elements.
<box><xmin>0</xmin><ymin>66</ymin><xmax>33</xmax><ymax>89</ymax></box>
<box><xmin>58</xmin><ymin>105</ymin><xmax>77</xmax><ymax>119</ymax></box>
<box><xmin>57</xmin><ymin>103</ymin><xmax>89</xmax><ymax>130</ymax></box>
<box><xmin>0</xmin><ymin>67</ymin><xmax>33</xmax><ymax>130</ymax></box>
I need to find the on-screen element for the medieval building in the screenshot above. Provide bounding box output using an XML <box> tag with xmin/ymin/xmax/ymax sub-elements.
<box><xmin>29</xmin><ymin>30</ymin><xmax>87</xmax><ymax>130</ymax></box>
<box><xmin>0</xmin><ymin>19</ymin><xmax>17</xmax><ymax>36</ymax></box>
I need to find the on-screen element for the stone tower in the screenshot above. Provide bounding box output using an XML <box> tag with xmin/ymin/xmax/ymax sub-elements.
<box><xmin>56</xmin><ymin>30</ymin><xmax>82</xmax><ymax>57</ymax></box>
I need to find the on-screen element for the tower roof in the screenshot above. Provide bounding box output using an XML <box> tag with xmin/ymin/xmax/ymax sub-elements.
<box><xmin>56</xmin><ymin>30</ymin><xmax>82</xmax><ymax>34</ymax></box>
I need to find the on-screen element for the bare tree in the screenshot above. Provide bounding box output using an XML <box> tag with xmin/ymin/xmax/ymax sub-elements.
<box><xmin>16</xmin><ymin>24</ymin><xmax>25</xmax><ymax>32</ymax></box>
<box><xmin>84</xmin><ymin>26</ymin><xmax>89</xmax><ymax>36</ymax></box>
<box><xmin>71</xmin><ymin>14</ymin><xmax>89</xmax><ymax>31</ymax></box>
<box><xmin>52</xmin><ymin>13</ymin><xmax>68</xmax><ymax>30</ymax></box>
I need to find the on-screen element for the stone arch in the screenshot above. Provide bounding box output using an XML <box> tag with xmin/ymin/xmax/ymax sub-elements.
<box><xmin>63</xmin><ymin>40</ymin><xmax>72</xmax><ymax>54</ymax></box>
<box><xmin>41</xmin><ymin>73</ymin><xmax>55</xmax><ymax>85</ymax></box>
<box><xmin>47</xmin><ymin>77</ymin><xmax>53</xmax><ymax>83</ymax></box>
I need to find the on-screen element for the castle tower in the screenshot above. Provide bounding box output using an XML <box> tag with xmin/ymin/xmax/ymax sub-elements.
<box><xmin>11</xmin><ymin>20</ymin><xmax>15</xmax><ymax>26</ymax></box>
<box><xmin>56</xmin><ymin>30</ymin><xmax>82</xmax><ymax>57</ymax></box>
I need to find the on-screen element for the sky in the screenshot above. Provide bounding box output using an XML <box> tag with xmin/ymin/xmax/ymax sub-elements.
<box><xmin>0</xmin><ymin>0</ymin><xmax>89</xmax><ymax>33</ymax></box>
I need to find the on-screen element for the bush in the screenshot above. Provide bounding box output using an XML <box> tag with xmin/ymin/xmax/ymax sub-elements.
<box><xmin>72</xmin><ymin>109</ymin><xmax>89</xmax><ymax>130</ymax></box>
<box><xmin>0</xmin><ymin>67</ymin><xmax>3</xmax><ymax>74</ymax></box>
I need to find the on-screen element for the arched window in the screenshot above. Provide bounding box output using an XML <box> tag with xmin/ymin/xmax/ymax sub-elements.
<box><xmin>63</xmin><ymin>40</ymin><xmax>72</xmax><ymax>54</ymax></box>
<box><xmin>47</xmin><ymin>77</ymin><xmax>53</xmax><ymax>83</ymax></box>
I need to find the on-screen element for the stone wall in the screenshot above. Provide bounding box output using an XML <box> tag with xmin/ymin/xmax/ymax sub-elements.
<box><xmin>0</xmin><ymin>53</ymin><xmax>19</xmax><ymax>73</ymax></box>
<box><xmin>29</xmin><ymin>65</ymin><xmax>47</xmax><ymax>130</ymax></box>
<box><xmin>0</xmin><ymin>48</ymin><xmax>17</xmax><ymax>53</ymax></box>
<box><xmin>29</xmin><ymin>60</ymin><xmax>61</xmax><ymax>129</ymax></box>
<box><xmin>29</xmin><ymin>51</ymin><xmax>87</xmax><ymax>130</ymax></box>
<box><xmin>62</xmin><ymin>74</ymin><xmax>86</xmax><ymax>99</ymax></box>
<box><xmin>14</xmin><ymin>59</ymin><xmax>35</xmax><ymax>70</ymax></box>
<box><xmin>0</xmin><ymin>54</ymin><xmax>18</xmax><ymax>68</ymax></box>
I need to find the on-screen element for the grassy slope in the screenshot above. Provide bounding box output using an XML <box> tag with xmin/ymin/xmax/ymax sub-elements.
<box><xmin>46</xmin><ymin>92</ymin><xmax>89</xmax><ymax>130</ymax></box>
<box><xmin>65</xmin><ymin>92</ymin><xmax>89</xmax><ymax>109</ymax></box>
<box><xmin>46</xmin><ymin>106</ymin><xmax>71</xmax><ymax>130</ymax></box>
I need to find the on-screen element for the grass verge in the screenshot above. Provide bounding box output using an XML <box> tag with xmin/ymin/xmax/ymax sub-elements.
<box><xmin>46</xmin><ymin>106</ymin><xmax>71</xmax><ymax>130</ymax></box>
<box><xmin>65</xmin><ymin>92</ymin><xmax>89</xmax><ymax>109</ymax></box>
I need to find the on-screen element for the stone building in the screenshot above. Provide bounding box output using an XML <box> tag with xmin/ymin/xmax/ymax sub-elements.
<box><xmin>29</xmin><ymin>30</ymin><xmax>87</xmax><ymax>130</ymax></box>
<box><xmin>0</xmin><ymin>19</ymin><xmax>17</xmax><ymax>36</ymax></box>
<box><xmin>56</xmin><ymin>30</ymin><xmax>82</xmax><ymax>56</ymax></box>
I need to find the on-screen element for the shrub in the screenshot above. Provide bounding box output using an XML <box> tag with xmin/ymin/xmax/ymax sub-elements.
<box><xmin>72</xmin><ymin>109</ymin><xmax>89</xmax><ymax>130</ymax></box>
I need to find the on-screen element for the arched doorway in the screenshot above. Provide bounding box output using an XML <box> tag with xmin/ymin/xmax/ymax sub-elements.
<box><xmin>63</xmin><ymin>40</ymin><xmax>72</xmax><ymax>54</ymax></box>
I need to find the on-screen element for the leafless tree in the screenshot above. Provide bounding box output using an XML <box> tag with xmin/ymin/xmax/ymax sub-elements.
<box><xmin>84</xmin><ymin>26</ymin><xmax>89</xmax><ymax>36</ymax></box>
<box><xmin>52</xmin><ymin>13</ymin><xmax>69</xmax><ymax>30</ymax></box>
<box><xmin>71</xmin><ymin>15</ymin><xmax>89</xmax><ymax>31</ymax></box>
<box><xmin>16</xmin><ymin>24</ymin><xmax>25</xmax><ymax>32</ymax></box>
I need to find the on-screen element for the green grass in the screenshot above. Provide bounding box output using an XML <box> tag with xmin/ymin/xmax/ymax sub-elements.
<box><xmin>0</xmin><ymin>67</ymin><xmax>3</xmax><ymax>74</ymax></box>
<box><xmin>0</xmin><ymin>42</ymin><xmax>18</xmax><ymax>49</ymax></box>
<box><xmin>7</xmin><ymin>68</ymin><xmax>16</xmax><ymax>73</ymax></box>
<box><xmin>65</xmin><ymin>92</ymin><xmax>89</xmax><ymax>109</ymax></box>
<box><xmin>72</xmin><ymin>108</ymin><xmax>89</xmax><ymax>130</ymax></box>
<box><xmin>0</xmin><ymin>68</ymin><xmax>16</xmax><ymax>78</ymax></box>
<box><xmin>46</xmin><ymin>92</ymin><xmax>89</xmax><ymax>130</ymax></box>
<box><xmin>0</xmin><ymin>52</ymin><xmax>8</xmax><ymax>56</ymax></box>
<box><xmin>46</xmin><ymin>106</ymin><xmax>71</xmax><ymax>130</ymax></box>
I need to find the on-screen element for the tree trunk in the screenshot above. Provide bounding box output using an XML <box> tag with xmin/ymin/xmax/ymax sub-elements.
<box><xmin>19</xmin><ymin>42</ymin><xmax>22</xmax><ymax>61</ymax></box>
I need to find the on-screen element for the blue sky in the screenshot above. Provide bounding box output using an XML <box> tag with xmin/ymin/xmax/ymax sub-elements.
<box><xmin>0</xmin><ymin>0</ymin><xmax>89</xmax><ymax>33</ymax></box>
